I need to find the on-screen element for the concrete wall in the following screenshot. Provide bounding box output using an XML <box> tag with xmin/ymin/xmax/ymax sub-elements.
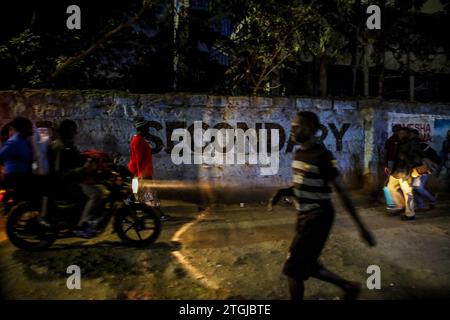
<box><xmin>1</xmin><ymin>90</ymin><xmax>449</xmax><ymax>198</ymax></box>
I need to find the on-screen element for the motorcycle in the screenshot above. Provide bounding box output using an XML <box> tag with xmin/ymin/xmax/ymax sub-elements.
<box><xmin>5</xmin><ymin>157</ymin><xmax>162</xmax><ymax>251</ymax></box>
<box><xmin>0</xmin><ymin>186</ymin><xmax>14</xmax><ymax>215</ymax></box>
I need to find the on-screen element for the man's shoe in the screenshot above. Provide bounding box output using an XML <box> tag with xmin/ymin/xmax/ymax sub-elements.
<box><xmin>401</xmin><ymin>215</ymin><xmax>415</xmax><ymax>221</ymax></box>
<box><xmin>429</xmin><ymin>203</ymin><xmax>436</xmax><ymax>210</ymax></box>
<box><xmin>387</xmin><ymin>207</ymin><xmax>404</xmax><ymax>215</ymax></box>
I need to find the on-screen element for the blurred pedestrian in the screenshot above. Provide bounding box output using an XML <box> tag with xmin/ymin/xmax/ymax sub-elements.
<box><xmin>268</xmin><ymin>111</ymin><xmax>376</xmax><ymax>300</ymax></box>
<box><xmin>386</xmin><ymin>127</ymin><xmax>424</xmax><ymax>221</ymax></box>
<box><xmin>409</xmin><ymin>129</ymin><xmax>439</xmax><ymax>211</ymax></box>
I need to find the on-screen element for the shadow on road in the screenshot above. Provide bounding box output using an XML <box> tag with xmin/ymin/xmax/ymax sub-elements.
<box><xmin>7</xmin><ymin>203</ymin><xmax>198</xmax><ymax>279</ymax></box>
<box><xmin>10</xmin><ymin>239</ymin><xmax>183</xmax><ymax>283</ymax></box>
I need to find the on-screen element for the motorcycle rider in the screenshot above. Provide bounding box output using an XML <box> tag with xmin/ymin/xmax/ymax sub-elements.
<box><xmin>48</xmin><ymin>119</ymin><xmax>102</xmax><ymax>236</ymax></box>
<box><xmin>0</xmin><ymin>117</ymin><xmax>34</xmax><ymax>202</ymax></box>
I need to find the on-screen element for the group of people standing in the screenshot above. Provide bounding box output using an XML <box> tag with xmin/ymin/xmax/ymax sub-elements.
<box><xmin>383</xmin><ymin>125</ymin><xmax>447</xmax><ymax>220</ymax></box>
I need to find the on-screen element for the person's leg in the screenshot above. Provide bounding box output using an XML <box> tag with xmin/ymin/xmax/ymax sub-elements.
<box><xmin>387</xmin><ymin>175</ymin><xmax>405</xmax><ymax>210</ymax></box>
<box><xmin>412</xmin><ymin>177</ymin><xmax>425</xmax><ymax>210</ymax></box>
<box><xmin>140</xmin><ymin>184</ymin><xmax>171</xmax><ymax>220</ymax></box>
<box><xmin>311</xmin><ymin>265</ymin><xmax>361</xmax><ymax>299</ymax></box>
<box><xmin>282</xmin><ymin>229</ymin><xmax>309</xmax><ymax>301</ymax></box>
<box><xmin>416</xmin><ymin>175</ymin><xmax>435</xmax><ymax>205</ymax></box>
<box><xmin>79</xmin><ymin>184</ymin><xmax>102</xmax><ymax>227</ymax></box>
<box><xmin>287</xmin><ymin>277</ymin><xmax>305</xmax><ymax>300</ymax></box>
<box><xmin>400</xmin><ymin>178</ymin><xmax>415</xmax><ymax>218</ymax></box>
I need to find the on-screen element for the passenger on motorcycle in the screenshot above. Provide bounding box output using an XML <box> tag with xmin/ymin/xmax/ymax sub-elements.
<box><xmin>47</xmin><ymin>119</ymin><xmax>103</xmax><ymax>237</ymax></box>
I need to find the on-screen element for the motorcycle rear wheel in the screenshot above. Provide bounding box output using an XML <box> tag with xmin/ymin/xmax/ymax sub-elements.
<box><xmin>6</xmin><ymin>202</ymin><xmax>56</xmax><ymax>251</ymax></box>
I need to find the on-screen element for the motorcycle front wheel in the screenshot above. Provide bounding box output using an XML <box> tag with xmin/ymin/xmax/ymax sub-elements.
<box><xmin>114</xmin><ymin>204</ymin><xmax>161</xmax><ymax>247</ymax></box>
<box><xmin>6</xmin><ymin>202</ymin><xmax>56</xmax><ymax>251</ymax></box>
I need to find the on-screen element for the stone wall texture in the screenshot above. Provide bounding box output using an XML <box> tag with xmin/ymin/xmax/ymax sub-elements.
<box><xmin>1</xmin><ymin>90</ymin><xmax>450</xmax><ymax>195</ymax></box>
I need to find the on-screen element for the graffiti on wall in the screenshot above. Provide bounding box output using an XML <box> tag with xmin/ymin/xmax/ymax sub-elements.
<box><xmin>31</xmin><ymin>119</ymin><xmax>352</xmax><ymax>154</ymax></box>
<box><xmin>0</xmin><ymin>95</ymin><xmax>364</xmax><ymax>184</ymax></box>
<box><xmin>145</xmin><ymin>121</ymin><xmax>351</xmax><ymax>154</ymax></box>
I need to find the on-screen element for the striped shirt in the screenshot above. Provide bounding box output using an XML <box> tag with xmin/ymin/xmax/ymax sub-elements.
<box><xmin>292</xmin><ymin>143</ymin><xmax>339</xmax><ymax>212</ymax></box>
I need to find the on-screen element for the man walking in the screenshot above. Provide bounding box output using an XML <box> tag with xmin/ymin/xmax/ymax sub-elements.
<box><xmin>269</xmin><ymin>111</ymin><xmax>376</xmax><ymax>300</ymax></box>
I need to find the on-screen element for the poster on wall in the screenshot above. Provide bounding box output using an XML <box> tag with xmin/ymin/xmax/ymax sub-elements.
<box><xmin>387</xmin><ymin>112</ymin><xmax>450</xmax><ymax>152</ymax></box>
<box><xmin>387</xmin><ymin>112</ymin><xmax>434</xmax><ymax>142</ymax></box>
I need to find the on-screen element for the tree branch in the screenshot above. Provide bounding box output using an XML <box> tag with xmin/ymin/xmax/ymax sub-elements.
<box><xmin>50</xmin><ymin>3</ymin><xmax>150</xmax><ymax>80</ymax></box>
<box><xmin>252</xmin><ymin>47</ymin><xmax>289</xmax><ymax>95</ymax></box>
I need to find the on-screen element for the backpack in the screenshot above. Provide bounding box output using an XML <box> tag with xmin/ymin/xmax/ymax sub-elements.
<box><xmin>80</xmin><ymin>150</ymin><xmax>111</xmax><ymax>184</ymax></box>
<box><xmin>81</xmin><ymin>150</ymin><xmax>111</xmax><ymax>171</ymax></box>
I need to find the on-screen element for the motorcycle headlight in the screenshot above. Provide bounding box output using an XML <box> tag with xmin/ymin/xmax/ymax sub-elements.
<box><xmin>131</xmin><ymin>178</ymin><xmax>139</xmax><ymax>194</ymax></box>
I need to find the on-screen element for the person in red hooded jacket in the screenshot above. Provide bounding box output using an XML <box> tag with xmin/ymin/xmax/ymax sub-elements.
<box><xmin>128</xmin><ymin>117</ymin><xmax>170</xmax><ymax>220</ymax></box>
<box><xmin>128</xmin><ymin>117</ymin><xmax>153</xmax><ymax>179</ymax></box>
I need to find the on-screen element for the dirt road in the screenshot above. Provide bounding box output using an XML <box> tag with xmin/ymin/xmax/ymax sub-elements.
<box><xmin>1</xmin><ymin>193</ymin><xmax>449</xmax><ymax>300</ymax></box>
